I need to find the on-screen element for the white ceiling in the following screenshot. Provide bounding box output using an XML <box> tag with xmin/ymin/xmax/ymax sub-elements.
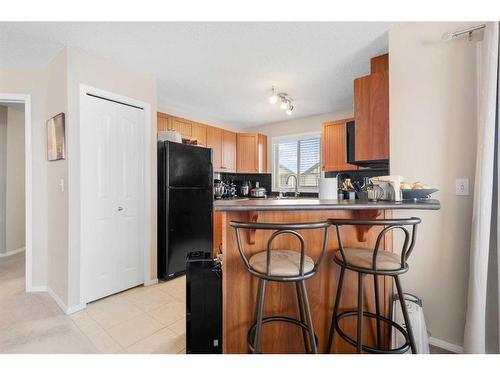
<box><xmin>0</xmin><ymin>22</ymin><xmax>396</xmax><ymax>128</ymax></box>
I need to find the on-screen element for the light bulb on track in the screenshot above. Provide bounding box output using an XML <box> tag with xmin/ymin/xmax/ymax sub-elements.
<box><xmin>269</xmin><ymin>87</ymin><xmax>278</xmax><ymax>104</ymax></box>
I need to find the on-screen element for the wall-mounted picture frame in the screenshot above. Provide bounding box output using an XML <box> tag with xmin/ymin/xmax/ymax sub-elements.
<box><xmin>47</xmin><ymin>113</ymin><xmax>65</xmax><ymax>161</ymax></box>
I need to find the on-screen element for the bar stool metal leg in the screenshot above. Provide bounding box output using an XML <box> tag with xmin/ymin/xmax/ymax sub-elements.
<box><xmin>299</xmin><ymin>280</ymin><xmax>317</xmax><ymax>353</ymax></box>
<box><xmin>295</xmin><ymin>281</ymin><xmax>311</xmax><ymax>353</ymax></box>
<box><xmin>356</xmin><ymin>273</ymin><xmax>365</xmax><ymax>353</ymax></box>
<box><xmin>373</xmin><ymin>274</ymin><xmax>381</xmax><ymax>350</ymax></box>
<box><xmin>253</xmin><ymin>279</ymin><xmax>267</xmax><ymax>353</ymax></box>
<box><xmin>394</xmin><ymin>276</ymin><xmax>417</xmax><ymax>354</ymax></box>
<box><xmin>327</xmin><ymin>266</ymin><xmax>345</xmax><ymax>353</ymax></box>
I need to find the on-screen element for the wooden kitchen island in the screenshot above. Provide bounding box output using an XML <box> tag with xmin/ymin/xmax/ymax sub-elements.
<box><xmin>214</xmin><ymin>198</ymin><xmax>440</xmax><ymax>354</ymax></box>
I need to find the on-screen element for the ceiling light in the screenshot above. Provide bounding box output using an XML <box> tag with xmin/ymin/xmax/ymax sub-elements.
<box><xmin>269</xmin><ymin>87</ymin><xmax>278</xmax><ymax>104</ymax></box>
<box><xmin>268</xmin><ymin>87</ymin><xmax>295</xmax><ymax>115</ymax></box>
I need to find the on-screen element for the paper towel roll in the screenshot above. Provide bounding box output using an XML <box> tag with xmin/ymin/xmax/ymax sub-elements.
<box><xmin>319</xmin><ymin>177</ymin><xmax>338</xmax><ymax>200</ymax></box>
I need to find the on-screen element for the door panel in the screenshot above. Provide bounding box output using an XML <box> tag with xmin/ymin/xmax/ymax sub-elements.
<box><xmin>81</xmin><ymin>94</ymin><xmax>145</xmax><ymax>303</ymax></box>
<box><xmin>222</xmin><ymin>130</ymin><xmax>236</xmax><ymax>172</ymax></box>
<box><xmin>168</xmin><ymin>142</ymin><xmax>212</xmax><ymax>187</ymax></box>
<box><xmin>167</xmin><ymin>188</ymin><xmax>213</xmax><ymax>277</ymax></box>
<box><xmin>206</xmin><ymin>126</ymin><xmax>223</xmax><ymax>171</ymax></box>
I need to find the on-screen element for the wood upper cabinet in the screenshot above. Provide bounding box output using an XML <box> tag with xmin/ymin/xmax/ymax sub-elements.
<box><xmin>191</xmin><ymin>122</ymin><xmax>207</xmax><ymax>146</ymax></box>
<box><xmin>222</xmin><ymin>130</ymin><xmax>237</xmax><ymax>172</ymax></box>
<box><xmin>236</xmin><ymin>133</ymin><xmax>267</xmax><ymax>173</ymax></box>
<box><xmin>321</xmin><ymin>118</ymin><xmax>358</xmax><ymax>172</ymax></box>
<box><xmin>353</xmin><ymin>53</ymin><xmax>389</xmax><ymax>162</ymax></box>
<box><xmin>258</xmin><ymin>134</ymin><xmax>267</xmax><ymax>173</ymax></box>
<box><xmin>170</xmin><ymin>116</ymin><xmax>192</xmax><ymax>138</ymax></box>
<box><xmin>157</xmin><ymin>112</ymin><xmax>171</xmax><ymax>132</ymax></box>
<box><xmin>207</xmin><ymin>126</ymin><xmax>223</xmax><ymax>171</ymax></box>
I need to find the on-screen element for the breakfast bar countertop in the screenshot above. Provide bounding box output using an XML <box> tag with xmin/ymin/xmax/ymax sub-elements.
<box><xmin>214</xmin><ymin>198</ymin><xmax>441</xmax><ymax>212</ymax></box>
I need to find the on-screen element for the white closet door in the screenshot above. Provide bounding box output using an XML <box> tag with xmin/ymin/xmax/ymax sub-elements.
<box><xmin>81</xmin><ymin>94</ymin><xmax>145</xmax><ymax>303</ymax></box>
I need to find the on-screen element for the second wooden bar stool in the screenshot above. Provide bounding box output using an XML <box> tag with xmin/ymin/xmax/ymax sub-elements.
<box><xmin>230</xmin><ymin>220</ymin><xmax>331</xmax><ymax>354</ymax></box>
<box><xmin>327</xmin><ymin>217</ymin><xmax>421</xmax><ymax>354</ymax></box>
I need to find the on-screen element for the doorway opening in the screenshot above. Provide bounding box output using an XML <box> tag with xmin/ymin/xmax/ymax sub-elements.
<box><xmin>0</xmin><ymin>98</ymin><xmax>28</xmax><ymax>298</ymax></box>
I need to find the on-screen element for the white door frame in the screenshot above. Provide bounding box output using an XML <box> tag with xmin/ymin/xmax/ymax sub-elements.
<box><xmin>79</xmin><ymin>84</ymin><xmax>152</xmax><ymax>307</ymax></box>
<box><xmin>0</xmin><ymin>93</ymin><xmax>33</xmax><ymax>291</ymax></box>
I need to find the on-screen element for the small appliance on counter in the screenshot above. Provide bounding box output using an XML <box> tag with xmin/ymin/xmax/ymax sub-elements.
<box><xmin>214</xmin><ymin>179</ymin><xmax>225</xmax><ymax>199</ymax></box>
<box><xmin>186</xmin><ymin>251</ymin><xmax>222</xmax><ymax>354</ymax></box>
<box><xmin>370</xmin><ymin>175</ymin><xmax>404</xmax><ymax>201</ymax></box>
<box><xmin>239</xmin><ymin>181</ymin><xmax>251</xmax><ymax>197</ymax></box>
<box><xmin>250</xmin><ymin>181</ymin><xmax>267</xmax><ymax>198</ymax></box>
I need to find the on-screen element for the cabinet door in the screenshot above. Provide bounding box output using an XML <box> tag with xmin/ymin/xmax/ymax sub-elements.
<box><xmin>354</xmin><ymin>70</ymin><xmax>389</xmax><ymax>161</ymax></box>
<box><xmin>258</xmin><ymin>134</ymin><xmax>267</xmax><ymax>173</ymax></box>
<box><xmin>206</xmin><ymin>126</ymin><xmax>223</xmax><ymax>171</ymax></box>
<box><xmin>321</xmin><ymin>120</ymin><xmax>358</xmax><ymax>172</ymax></box>
<box><xmin>236</xmin><ymin>133</ymin><xmax>258</xmax><ymax>173</ymax></box>
<box><xmin>157</xmin><ymin>113</ymin><xmax>170</xmax><ymax>132</ymax></box>
<box><xmin>192</xmin><ymin>122</ymin><xmax>207</xmax><ymax>146</ymax></box>
<box><xmin>170</xmin><ymin>117</ymin><xmax>192</xmax><ymax>138</ymax></box>
<box><xmin>222</xmin><ymin>130</ymin><xmax>237</xmax><ymax>172</ymax></box>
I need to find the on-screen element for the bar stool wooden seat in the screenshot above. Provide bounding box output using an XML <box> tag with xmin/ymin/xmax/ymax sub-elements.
<box><xmin>327</xmin><ymin>217</ymin><xmax>421</xmax><ymax>354</ymax></box>
<box><xmin>230</xmin><ymin>221</ymin><xmax>331</xmax><ymax>354</ymax></box>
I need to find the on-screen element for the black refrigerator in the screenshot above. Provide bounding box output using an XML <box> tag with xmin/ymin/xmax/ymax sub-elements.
<box><xmin>157</xmin><ymin>141</ymin><xmax>213</xmax><ymax>280</ymax></box>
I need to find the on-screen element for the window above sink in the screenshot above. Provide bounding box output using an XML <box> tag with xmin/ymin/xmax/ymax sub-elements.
<box><xmin>272</xmin><ymin>132</ymin><xmax>320</xmax><ymax>193</ymax></box>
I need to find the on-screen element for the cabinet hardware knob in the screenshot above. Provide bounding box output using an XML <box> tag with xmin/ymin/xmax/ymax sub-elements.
<box><xmin>118</xmin><ymin>207</ymin><xmax>124</xmax><ymax>211</ymax></box>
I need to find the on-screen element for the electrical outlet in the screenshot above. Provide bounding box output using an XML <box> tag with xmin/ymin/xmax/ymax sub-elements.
<box><xmin>456</xmin><ymin>178</ymin><xmax>469</xmax><ymax>196</ymax></box>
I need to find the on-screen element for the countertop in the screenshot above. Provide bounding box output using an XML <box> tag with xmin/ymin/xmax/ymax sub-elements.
<box><xmin>214</xmin><ymin>198</ymin><xmax>441</xmax><ymax>211</ymax></box>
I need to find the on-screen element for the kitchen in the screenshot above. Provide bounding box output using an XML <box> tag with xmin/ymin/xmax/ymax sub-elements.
<box><xmin>0</xmin><ymin>18</ymin><xmax>493</xmax><ymax>362</ymax></box>
<box><xmin>157</xmin><ymin>52</ymin><xmax>440</xmax><ymax>354</ymax></box>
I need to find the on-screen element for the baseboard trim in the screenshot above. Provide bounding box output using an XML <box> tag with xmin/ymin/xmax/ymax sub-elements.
<box><xmin>66</xmin><ymin>303</ymin><xmax>86</xmax><ymax>315</ymax></box>
<box><xmin>46</xmin><ymin>287</ymin><xmax>69</xmax><ymax>314</ymax></box>
<box><xmin>144</xmin><ymin>278</ymin><xmax>158</xmax><ymax>286</ymax></box>
<box><xmin>429</xmin><ymin>336</ymin><xmax>464</xmax><ymax>354</ymax></box>
<box><xmin>27</xmin><ymin>285</ymin><xmax>47</xmax><ymax>293</ymax></box>
<box><xmin>0</xmin><ymin>247</ymin><xmax>25</xmax><ymax>258</ymax></box>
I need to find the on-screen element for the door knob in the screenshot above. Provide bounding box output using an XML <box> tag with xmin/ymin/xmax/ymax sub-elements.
<box><xmin>117</xmin><ymin>206</ymin><xmax>124</xmax><ymax>211</ymax></box>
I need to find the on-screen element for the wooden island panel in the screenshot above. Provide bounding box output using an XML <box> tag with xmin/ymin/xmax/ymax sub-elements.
<box><xmin>221</xmin><ymin>209</ymin><xmax>393</xmax><ymax>354</ymax></box>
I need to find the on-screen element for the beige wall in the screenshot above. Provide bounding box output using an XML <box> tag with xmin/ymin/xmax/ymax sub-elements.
<box><xmin>65</xmin><ymin>47</ymin><xmax>158</xmax><ymax>308</ymax></box>
<box><xmin>45</xmin><ymin>49</ymin><xmax>69</xmax><ymax>305</ymax></box>
<box><xmin>0</xmin><ymin>106</ymin><xmax>6</xmax><ymax>254</ymax></box>
<box><xmin>5</xmin><ymin>107</ymin><xmax>25</xmax><ymax>252</ymax></box>
<box><xmin>243</xmin><ymin>110</ymin><xmax>353</xmax><ymax>171</ymax></box>
<box><xmin>390</xmin><ymin>22</ymin><xmax>478</xmax><ymax>348</ymax></box>
<box><xmin>0</xmin><ymin>67</ymin><xmax>48</xmax><ymax>287</ymax></box>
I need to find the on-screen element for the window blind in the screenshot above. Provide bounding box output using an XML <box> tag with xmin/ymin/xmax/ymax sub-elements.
<box><xmin>274</xmin><ymin>136</ymin><xmax>320</xmax><ymax>192</ymax></box>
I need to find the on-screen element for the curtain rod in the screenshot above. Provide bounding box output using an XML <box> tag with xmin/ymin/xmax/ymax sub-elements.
<box><xmin>442</xmin><ymin>24</ymin><xmax>486</xmax><ymax>41</ymax></box>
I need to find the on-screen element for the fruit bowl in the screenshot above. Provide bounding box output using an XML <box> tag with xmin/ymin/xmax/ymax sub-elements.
<box><xmin>401</xmin><ymin>188</ymin><xmax>439</xmax><ymax>200</ymax></box>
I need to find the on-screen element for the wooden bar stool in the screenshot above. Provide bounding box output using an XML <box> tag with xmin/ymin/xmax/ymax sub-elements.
<box><xmin>327</xmin><ymin>217</ymin><xmax>421</xmax><ymax>354</ymax></box>
<box><xmin>230</xmin><ymin>221</ymin><xmax>331</xmax><ymax>354</ymax></box>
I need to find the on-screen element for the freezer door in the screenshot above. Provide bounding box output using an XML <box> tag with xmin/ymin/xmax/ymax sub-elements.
<box><xmin>167</xmin><ymin>142</ymin><xmax>212</xmax><ymax>188</ymax></box>
<box><xmin>166</xmin><ymin>188</ymin><xmax>213</xmax><ymax>278</ymax></box>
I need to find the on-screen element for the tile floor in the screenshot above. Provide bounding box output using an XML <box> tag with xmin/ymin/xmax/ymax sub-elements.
<box><xmin>0</xmin><ymin>252</ymin><xmax>186</xmax><ymax>354</ymax></box>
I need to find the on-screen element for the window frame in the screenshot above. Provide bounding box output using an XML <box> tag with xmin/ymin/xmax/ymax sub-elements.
<box><xmin>271</xmin><ymin>132</ymin><xmax>321</xmax><ymax>193</ymax></box>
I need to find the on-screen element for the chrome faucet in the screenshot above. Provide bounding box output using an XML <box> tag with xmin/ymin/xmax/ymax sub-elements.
<box><xmin>286</xmin><ymin>174</ymin><xmax>300</xmax><ymax>197</ymax></box>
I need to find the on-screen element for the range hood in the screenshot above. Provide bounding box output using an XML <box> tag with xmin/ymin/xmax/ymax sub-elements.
<box><xmin>346</xmin><ymin>120</ymin><xmax>389</xmax><ymax>169</ymax></box>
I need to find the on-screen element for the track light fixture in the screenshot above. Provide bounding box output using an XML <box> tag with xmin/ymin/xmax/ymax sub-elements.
<box><xmin>269</xmin><ymin>86</ymin><xmax>294</xmax><ymax>115</ymax></box>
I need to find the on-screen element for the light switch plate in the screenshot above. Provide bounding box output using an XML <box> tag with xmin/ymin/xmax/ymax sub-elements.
<box><xmin>456</xmin><ymin>178</ymin><xmax>469</xmax><ymax>196</ymax></box>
